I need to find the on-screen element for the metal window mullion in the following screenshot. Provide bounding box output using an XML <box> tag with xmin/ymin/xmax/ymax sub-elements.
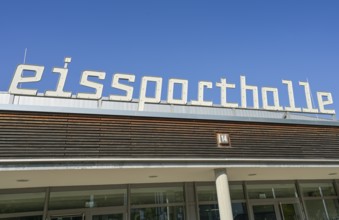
<box><xmin>47</xmin><ymin>209</ymin><xmax>87</xmax><ymax>217</ymax></box>
<box><xmin>127</xmin><ymin>184</ymin><xmax>131</xmax><ymax>220</ymax></box>
<box><xmin>130</xmin><ymin>203</ymin><xmax>185</xmax><ymax>209</ymax></box>
<box><xmin>333</xmin><ymin>179</ymin><xmax>339</xmax><ymax>198</ymax></box>
<box><xmin>43</xmin><ymin>187</ymin><xmax>50</xmax><ymax>220</ymax></box>
<box><xmin>295</xmin><ymin>180</ymin><xmax>308</xmax><ymax>220</ymax></box>
<box><xmin>0</xmin><ymin>211</ymin><xmax>43</xmax><ymax>219</ymax></box>
<box><xmin>184</xmin><ymin>182</ymin><xmax>188</xmax><ymax>220</ymax></box>
<box><xmin>49</xmin><ymin>212</ymin><xmax>85</xmax><ymax>218</ymax></box>
<box><xmin>197</xmin><ymin>201</ymin><xmax>218</xmax><ymax>205</ymax></box>
<box><xmin>194</xmin><ymin>182</ymin><xmax>200</xmax><ymax>220</ymax></box>
<box><xmin>279</xmin><ymin>202</ymin><xmax>285</xmax><ymax>220</ymax></box>
<box><xmin>0</xmin><ymin>187</ymin><xmax>46</xmax><ymax>194</ymax></box>
<box><xmin>232</xmin><ymin>199</ymin><xmax>249</xmax><ymax>203</ymax></box>
<box><xmin>319</xmin><ymin>186</ymin><xmax>330</xmax><ymax>220</ymax></box>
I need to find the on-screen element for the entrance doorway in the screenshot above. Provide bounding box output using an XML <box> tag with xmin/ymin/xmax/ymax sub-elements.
<box><xmin>250</xmin><ymin>201</ymin><xmax>303</xmax><ymax>220</ymax></box>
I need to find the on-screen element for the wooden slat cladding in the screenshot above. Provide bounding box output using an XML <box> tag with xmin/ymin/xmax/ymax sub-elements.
<box><xmin>0</xmin><ymin>111</ymin><xmax>338</xmax><ymax>159</ymax></box>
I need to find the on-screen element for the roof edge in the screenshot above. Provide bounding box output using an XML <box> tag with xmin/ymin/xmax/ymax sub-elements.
<box><xmin>0</xmin><ymin>103</ymin><xmax>339</xmax><ymax>127</ymax></box>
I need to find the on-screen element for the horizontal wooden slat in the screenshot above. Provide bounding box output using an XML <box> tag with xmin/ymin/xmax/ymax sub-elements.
<box><xmin>0</xmin><ymin>110</ymin><xmax>338</xmax><ymax>159</ymax></box>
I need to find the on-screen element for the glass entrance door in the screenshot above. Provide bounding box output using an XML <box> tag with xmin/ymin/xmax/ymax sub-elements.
<box><xmin>251</xmin><ymin>202</ymin><xmax>303</xmax><ymax>220</ymax></box>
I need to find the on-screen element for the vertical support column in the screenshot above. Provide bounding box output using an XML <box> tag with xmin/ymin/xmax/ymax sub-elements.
<box><xmin>215</xmin><ymin>168</ymin><xmax>233</xmax><ymax>220</ymax></box>
<box><xmin>185</xmin><ymin>182</ymin><xmax>198</xmax><ymax>220</ymax></box>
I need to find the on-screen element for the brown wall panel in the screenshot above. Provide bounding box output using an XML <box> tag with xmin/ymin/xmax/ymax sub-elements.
<box><xmin>0</xmin><ymin>111</ymin><xmax>339</xmax><ymax>159</ymax></box>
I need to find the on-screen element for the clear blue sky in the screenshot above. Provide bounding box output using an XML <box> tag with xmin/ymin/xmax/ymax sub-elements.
<box><xmin>0</xmin><ymin>1</ymin><xmax>338</xmax><ymax>117</ymax></box>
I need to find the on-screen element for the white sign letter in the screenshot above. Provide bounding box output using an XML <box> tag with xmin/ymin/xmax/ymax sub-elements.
<box><xmin>191</xmin><ymin>81</ymin><xmax>213</xmax><ymax>106</ymax></box>
<box><xmin>216</xmin><ymin>78</ymin><xmax>238</xmax><ymax>108</ymax></box>
<box><xmin>282</xmin><ymin>80</ymin><xmax>301</xmax><ymax>112</ymax></box>
<box><xmin>76</xmin><ymin>71</ymin><xmax>105</xmax><ymax>99</ymax></box>
<box><xmin>262</xmin><ymin>87</ymin><xmax>283</xmax><ymax>110</ymax></box>
<box><xmin>9</xmin><ymin>64</ymin><xmax>44</xmax><ymax>95</ymax></box>
<box><xmin>45</xmin><ymin>57</ymin><xmax>72</xmax><ymax>98</ymax></box>
<box><xmin>317</xmin><ymin>92</ymin><xmax>335</xmax><ymax>114</ymax></box>
<box><xmin>240</xmin><ymin>76</ymin><xmax>259</xmax><ymax>109</ymax></box>
<box><xmin>299</xmin><ymin>81</ymin><xmax>318</xmax><ymax>113</ymax></box>
<box><xmin>138</xmin><ymin>76</ymin><xmax>163</xmax><ymax>111</ymax></box>
<box><xmin>167</xmin><ymin>79</ymin><xmax>188</xmax><ymax>105</ymax></box>
<box><xmin>110</xmin><ymin>73</ymin><xmax>135</xmax><ymax>101</ymax></box>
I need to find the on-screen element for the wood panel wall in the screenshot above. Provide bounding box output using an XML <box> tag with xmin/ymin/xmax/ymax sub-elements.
<box><xmin>0</xmin><ymin>111</ymin><xmax>338</xmax><ymax>159</ymax></box>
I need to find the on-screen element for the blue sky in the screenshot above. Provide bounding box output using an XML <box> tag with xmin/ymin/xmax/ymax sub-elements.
<box><xmin>0</xmin><ymin>1</ymin><xmax>338</xmax><ymax>117</ymax></box>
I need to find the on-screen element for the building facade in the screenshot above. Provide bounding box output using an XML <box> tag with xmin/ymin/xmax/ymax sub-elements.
<box><xmin>0</xmin><ymin>94</ymin><xmax>339</xmax><ymax>220</ymax></box>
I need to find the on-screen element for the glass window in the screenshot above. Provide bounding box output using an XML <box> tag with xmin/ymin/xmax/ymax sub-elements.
<box><xmin>199</xmin><ymin>204</ymin><xmax>219</xmax><ymax>220</ymax></box>
<box><xmin>196</xmin><ymin>185</ymin><xmax>217</xmax><ymax>202</ymax></box>
<box><xmin>198</xmin><ymin>203</ymin><xmax>248</xmax><ymax>220</ymax></box>
<box><xmin>196</xmin><ymin>184</ymin><xmax>244</xmax><ymax>201</ymax></box>
<box><xmin>247</xmin><ymin>183</ymin><xmax>296</xmax><ymax>199</ymax></box>
<box><xmin>196</xmin><ymin>184</ymin><xmax>247</xmax><ymax>220</ymax></box>
<box><xmin>49</xmin><ymin>188</ymin><xmax>126</xmax><ymax>210</ymax></box>
<box><xmin>0</xmin><ymin>192</ymin><xmax>45</xmax><ymax>214</ymax></box>
<box><xmin>325</xmin><ymin>199</ymin><xmax>339</xmax><ymax>220</ymax></box>
<box><xmin>131</xmin><ymin>186</ymin><xmax>184</xmax><ymax>205</ymax></box>
<box><xmin>232</xmin><ymin>203</ymin><xmax>248</xmax><ymax>220</ymax></box>
<box><xmin>252</xmin><ymin>204</ymin><xmax>276</xmax><ymax>220</ymax></box>
<box><xmin>131</xmin><ymin>206</ymin><xmax>184</xmax><ymax>220</ymax></box>
<box><xmin>247</xmin><ymin>184</ymin><xmax>274</xmax><ymax>199</ymax></box>
<box><xmin>280</xmin><ymin>203</ymin><xmax>302</xmax><ymax>220</ymax></box>
<box><xmin>230</xmin><ymin>185</ymin><xmax>245</xmax><ymax>200</ymax></box>
<box><xmin>322</xmin><ymin>183</ymin><xmax>337</xmax><ymax>197</ymax></box>
<box><xmin>272</xmin><ymin>184</ymin><xmax>296</xmax><ymax>198</ymax></box>
<box><xmin>304</xmin><ymin>200</ymin><xmax>327</xmax><ymax>220</ymax></box>
<box><xmin>300</xmin><ymin>182</ymin><xmax>336</xmax><ymax>197</ymax></box>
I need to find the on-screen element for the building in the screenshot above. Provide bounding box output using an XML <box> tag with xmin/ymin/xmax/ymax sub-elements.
<box><xmin>0</xmin><ymin>93</ymin><xmax>339</xmax><ymax>220</ymax></box>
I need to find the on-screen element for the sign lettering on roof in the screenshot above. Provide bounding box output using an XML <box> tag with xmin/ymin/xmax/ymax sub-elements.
<box><xmin>6</xmin><ymin>57</ymin><xmax>336</xmax><ymax>115</ymax></box>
